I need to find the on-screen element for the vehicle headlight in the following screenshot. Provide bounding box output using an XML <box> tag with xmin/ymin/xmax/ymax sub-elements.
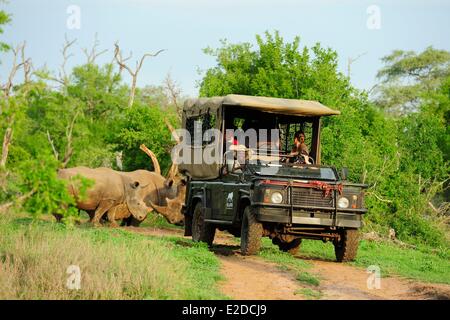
<box><xmin>270</xmin><ymin>191</ymin><xmax>283</xmax><ymax>204</ymax></box>
<box><xmin>351</xmin><ymin>195</ymin><xmax>358</xmax><ymax>209</ymax></box>
<box><xmin>337</xmin><ymin>197</ymin><xmax>349</xmax><ymax>208</ymax></box>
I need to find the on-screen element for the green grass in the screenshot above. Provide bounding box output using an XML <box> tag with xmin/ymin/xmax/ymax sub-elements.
<box><xmin>297</xmin><ymin>239</ymin><xmax>450</xmax><ymax>285</ymax></box>
<box><xmin>139</xmin><ymin>214</ymin><xmax>183</xmax><ymax>229</ymax></box>
<box><xmin>0</xmin><ymin>212</ymin><xmax>227</xmax><ymax>300</ymax></box>
<box><xmin>294</xmin><ymin>288</ymin><xmax>323</xmax><ymax>300</ymax></box>
<box><xmin>296</xmin><ymin>272</ymin><xmax>320</xmax><ymax>287</ymax></box>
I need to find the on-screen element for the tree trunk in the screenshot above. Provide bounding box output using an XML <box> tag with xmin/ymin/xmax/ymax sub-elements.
<box><xmin>128</xmin><ymin>77</ymin><xmax>137</xmax><ymax>108</ymax></box>
<box><xmin>0</xmin><ymin>127</ymin><xmax>13</xmax><ymax>168</ymax></box>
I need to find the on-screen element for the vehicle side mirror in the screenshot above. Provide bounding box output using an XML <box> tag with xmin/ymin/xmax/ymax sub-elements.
<box><xmin>340</xmin><ymin>167</ymin><xmax>348</xmax><ymax>181</ymax></box>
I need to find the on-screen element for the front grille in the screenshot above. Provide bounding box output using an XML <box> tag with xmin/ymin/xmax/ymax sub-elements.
<box><xmin>291</xmin><ymin>188</ymin><xmax>334</xmax><ymax>208</ymax></box>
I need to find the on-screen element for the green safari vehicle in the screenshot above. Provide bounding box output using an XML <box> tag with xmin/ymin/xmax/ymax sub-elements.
<box><xmin>178</xmin><ymin>95</ymin><xmax>367</xmax><ymax>262</ymax></box>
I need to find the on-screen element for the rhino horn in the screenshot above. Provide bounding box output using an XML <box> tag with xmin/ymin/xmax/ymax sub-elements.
<box><xmin>140</xmin><ymin>144</ymin><xmax>161</xmax><ymax>175</ymax></box>
<box><xmin>149</xmin><ymin>197</ymin><xmax>184</xmax><ymax>225</ymax></box>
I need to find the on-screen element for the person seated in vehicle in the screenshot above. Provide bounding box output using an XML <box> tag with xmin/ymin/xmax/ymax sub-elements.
<box><xmin>225</xmin><ymin>129</ymin><xmax>238</xmax><ymax>147</ymax></box>
<box><xmin>223</xmin><ymin>129</ymin><xmax>247</xmax><ymax>173</ymax></box>
<box><xmin>289</xmin><ymin>130</ymin><xmax>312</xmax><ymax>164</ymax></box>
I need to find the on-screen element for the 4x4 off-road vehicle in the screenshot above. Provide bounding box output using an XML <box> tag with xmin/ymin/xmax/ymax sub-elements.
<box><xmin>179</xmin><ymin>95</ymin><xmax>367</xmax><ymax>262</ymax></box>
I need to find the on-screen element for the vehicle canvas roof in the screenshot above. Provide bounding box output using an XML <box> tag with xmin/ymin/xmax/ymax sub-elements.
<box><xmin>183</xmin><ymin>94</ymin><xmax>341</xmax><ymax>117</ymax></box>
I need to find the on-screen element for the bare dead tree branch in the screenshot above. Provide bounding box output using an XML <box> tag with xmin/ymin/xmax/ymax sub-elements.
<box><xmin>58</xmin><ymin>35</ymin><xmax>77</xmax><ymax>86</ymax></box>
<box><xmin>366</xmin><ymin>191</ymin><xmax>393</xmax><ymax>203</ymax></box>
<box><xmin>110</xmin><ymin>45</ymin><xmax>132</xmax><ymax>77</ymax></box>
<box><xmin>113</xmin><ymin>42</ymin><xmax>165</xmax><ymax>108</ymax></box>
<box><xmin>347</xmin><ymin>51</ymin><xmax>367</xmax><ymax>79</ymax></box>
<box><xmin>46</xmin><ymin>130</ymin><xmax>59</xmax><ymax>160</ymax></box>
<box><xmin>2</xmin><ymin>43</ymin><xmax>26</xmax><ymax>98</ymax></box>
<box><xmin>19</xmin><ymin>41</ymin><xmax>33</xmax><ymax>84</ymax></box>
<box><xmin>0</xmin><ymin>127</ymin><xmax>13</xmax><ymax>168</ymax></box>
<box><xmin>61</xmin><ymin>110</ymin><xmax>80</xmax><ymax>168</ymax></box>
<box><xmin>0</xmin><ymin>42</ymin><xmax>32</xmax><ymax>169</ymax></box>
<box><xmin>82</xmin><ymin>33</ymin><xmax>108</xmax><ymax>65</ymax></box>
<box><xmin>164</xmin><ymin>73</ymin><xmax>182</xmax><ymax>118</ymax></box>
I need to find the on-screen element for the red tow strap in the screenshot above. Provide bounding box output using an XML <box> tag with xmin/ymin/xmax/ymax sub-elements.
<box><xmin>262</xmin><ymin>179</ymin><xmax>343</xmax><ymax>197</ymax></box>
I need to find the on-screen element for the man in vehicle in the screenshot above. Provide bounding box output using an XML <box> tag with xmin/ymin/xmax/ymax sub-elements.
<box><xmin>290</xmin><ymin>130</ymin><xmax>311</xmax><ymax>164</ymax></box>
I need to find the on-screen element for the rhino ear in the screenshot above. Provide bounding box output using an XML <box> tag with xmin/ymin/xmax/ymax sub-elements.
<box><xmin>130</xmin><ymin>181</ymin><xmax>140</xmax><ymax>189</ymax></box>
<box><xmin>164</xmin><ymin>178</ymin><xmax>174</xmax><ymax>189</ymax></box>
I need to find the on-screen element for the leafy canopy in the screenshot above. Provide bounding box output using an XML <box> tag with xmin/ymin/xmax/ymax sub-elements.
<box><xmin>374</xmin><ymin>47</ymin><xmax>450</xmax><ymax>114</ymax></box>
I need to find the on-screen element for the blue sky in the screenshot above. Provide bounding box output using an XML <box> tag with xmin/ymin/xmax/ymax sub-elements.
<box><xmin>1</xmin><ymin>0</ymin><xmax>450</xmax><ymax>96</ymax></box>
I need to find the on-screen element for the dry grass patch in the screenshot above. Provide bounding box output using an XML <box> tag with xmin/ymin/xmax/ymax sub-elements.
<box><xmin>0</xmin><ymin>213</ymin><xmax>226</xmax><ymax>299</ymax></box>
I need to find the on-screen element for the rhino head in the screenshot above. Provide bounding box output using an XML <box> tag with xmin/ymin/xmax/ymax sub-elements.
<box><xmin>125</xmin><ymin>180</ymin><xmax>153</xmax><ymax>221</ymax></box>
<box><xmin>149</xmin><ymin>177</ymin><xmax>186</xmax><ymax>225</ymax></box>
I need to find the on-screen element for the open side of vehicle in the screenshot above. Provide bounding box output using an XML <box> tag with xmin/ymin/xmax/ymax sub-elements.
<box><xmin>179</xmin><ymin>94</ymin><xmax>368</xmax><ymax>262</ymax></box>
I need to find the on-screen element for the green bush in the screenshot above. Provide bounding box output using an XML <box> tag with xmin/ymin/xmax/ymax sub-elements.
<box><xmin>113</xmin><ymin>103</ymin><xmax>178</xmax><ymax>173</ymax></box>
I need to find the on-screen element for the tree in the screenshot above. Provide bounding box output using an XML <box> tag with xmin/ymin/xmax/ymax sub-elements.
<box><xmin>1</xmin><ymin>42</ymin><xmax>32</xmax><ymax>168</ymax></box>
<box><xmin>200</xmin><ymin>31</ymin><xmax>353</xmax><ymax>107</ymax></box>
<box><xmin>0</xmin><ymin>7</ymin><xmax>11</xmax><ymax>52</ymax></box>
<box><xmin>113</xmin><ymin>43</ymin><xmax>164</xmax><ymax>108</ymax></box>
<box><xmin>374</xmin><ymin>47</ymin><xmax>450</xmax><ymax>115</ymax></box>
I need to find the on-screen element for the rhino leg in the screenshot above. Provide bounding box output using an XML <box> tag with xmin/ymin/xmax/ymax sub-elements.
<box><xmin>53</xmin><ymin>213</ymin><xmax>63</xmax><ymax>222</ymax></box>
<box><xmin>92</xmin><ymin>201</ymin><xmax>115</xmax><ymax>227</ymax></box>
<box><xmin>107</xmin><ymin>210</ymin><xmax>118</xmax><ymax>228</ymax></box>
<box><xmin>107</xmin><ymin>207</ymin><xmax>119</xmax><ymax>228</ymax></box>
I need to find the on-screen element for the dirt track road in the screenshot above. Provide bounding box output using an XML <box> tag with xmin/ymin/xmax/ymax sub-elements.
<box><xmin>129</xmin><ymin>226</ymin><xmax>450</xmax><ymax>300</ymax></box>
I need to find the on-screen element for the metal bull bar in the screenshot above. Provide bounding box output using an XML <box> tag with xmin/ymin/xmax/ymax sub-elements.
<box><xmin>262</xmin><ymin>179</ymin><xmax>344</xmax><ymax>225</ymax></box>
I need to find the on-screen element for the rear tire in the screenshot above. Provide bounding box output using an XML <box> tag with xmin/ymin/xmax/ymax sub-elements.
<box><xmin>240</xmin><ymin>206</ymin><xmax>263</xmax><ymax>255</ymax></box>
<box><xmin>192</xmin><ymin>202</ymin><xmax>215</xmax><ymax>246</ymax></box>
<box><xmin>334</xmin><ymin>229</ymin><xmax>360</xmax><ymax>262</ymax></box>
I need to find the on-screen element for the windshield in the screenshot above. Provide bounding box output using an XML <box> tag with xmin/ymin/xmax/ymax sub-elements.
<box><xmin>246</xmin><ymin>163</ymin><xmax>337</xmax><ymax>181</ymax></box>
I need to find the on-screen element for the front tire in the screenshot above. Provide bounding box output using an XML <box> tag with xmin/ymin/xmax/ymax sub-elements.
<box><xmin>192</xmin><ymin>202</ymin><xmax>215</xmax><ymax>246</ymax></box>
<box><xmin>240</xmin><ymin>206</ymin><xmax>263</xmax><ymax>255</ymax></box>
<box><xmin>334</xmin><ymin>229</ymin><xmax>360</xmax><ymax>262</ymax></box>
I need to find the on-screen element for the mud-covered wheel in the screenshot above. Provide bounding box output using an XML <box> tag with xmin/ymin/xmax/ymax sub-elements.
<box><xmin>240</xmin><ymin>206</ymin><xmax>263</xmax><ymax>255</ymax></box>
<box><xmin>192</xmin><ymin>202</ymin><xmax>215</xmax><ymax>246</ymax></box>
<box><xmin>277</xmin><ymin>238</ymin><xmax>302</xmax><ymax>255</ymax></box>
<box><xmin>334</xmin><ymin>229</ymin><xmax>360</xmax><ymax>262</ymax></box>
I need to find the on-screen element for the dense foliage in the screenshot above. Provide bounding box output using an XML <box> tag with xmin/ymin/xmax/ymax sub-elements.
<box><xmin>1</xmin><ymin>8</ymin><xmax>448</xmax><ymax>248</ymax></box>
<box><xmin>200</xmin><ymin>31</ymin><xmax>449</xmax><ymax>247</ymax></box>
